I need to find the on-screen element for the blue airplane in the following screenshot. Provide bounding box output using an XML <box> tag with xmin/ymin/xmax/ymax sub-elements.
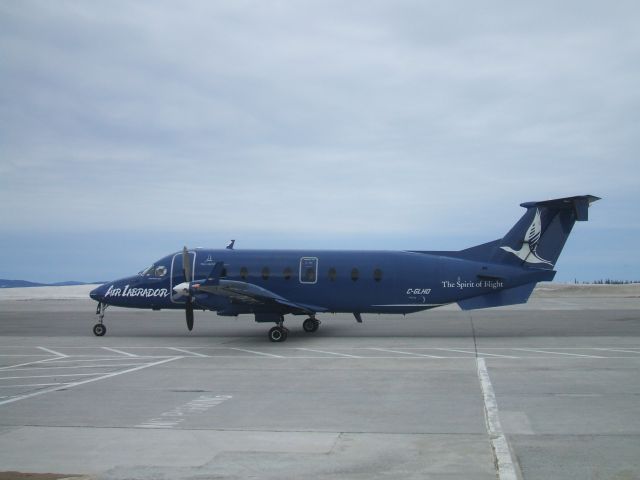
<box><xmin>89</xmin><ymin>195</ymin><xmax>599</xmax><ymax>341</ymax></box>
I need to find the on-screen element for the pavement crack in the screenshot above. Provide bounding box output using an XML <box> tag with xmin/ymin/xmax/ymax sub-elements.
<box><xmin>469</xmin><ymin>314</ymin><xmax>479</xmax><ymax>358</ymax></box>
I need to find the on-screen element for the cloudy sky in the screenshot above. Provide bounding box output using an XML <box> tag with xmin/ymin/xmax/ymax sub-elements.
<box><xmin>1</xmin><ymin>1</ymin><xmax>638</xmax><ymax>283</ymax></box>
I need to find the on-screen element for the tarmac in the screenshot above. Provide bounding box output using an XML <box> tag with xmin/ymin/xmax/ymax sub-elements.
<box><xmin>0</xmin><ymin>283</ymin><xmax>638</xmax><ymax>480</ymax></box>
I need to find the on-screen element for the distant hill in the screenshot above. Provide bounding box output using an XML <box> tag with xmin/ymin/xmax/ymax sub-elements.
<box><xmin>0</xmin><ymin>279</ymin><xmax>99</xmax><ymax>288</ymax></box>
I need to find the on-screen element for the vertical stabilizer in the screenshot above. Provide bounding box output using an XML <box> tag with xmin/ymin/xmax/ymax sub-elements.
<box><xmin>491</xmin><ymin>195</ymin><xmax>599</xmax><ymax>268</ymax></box>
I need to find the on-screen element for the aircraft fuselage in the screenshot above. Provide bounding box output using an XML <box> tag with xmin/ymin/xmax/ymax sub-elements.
<box><xmin>91</xmin><ymin>248</ymin><xmax>549</xmax><ymax>316</ymax></box>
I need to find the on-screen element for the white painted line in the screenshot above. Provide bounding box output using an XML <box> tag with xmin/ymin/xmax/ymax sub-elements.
<box><xmin>227</xmin><ymin>347</ymin><xmax>284</xmax><ymax>358</ymax></box>
<box><xmin>0</xmin><ymin>356</ymin><xmax>182</xmax><ymax>406</ymax></box>
<box><xmin>0</xmin><ymin>354</ymin><xmax>52</xmax><ymax>357</ymax></box>
<box><xmin>254</xmin><ymin>355</ymin><xmax>475</xmax><ymax>360</ymax></box>
<box><xmin>137</xmin><ymin>394</ymin><xmax>233</xmax><ymax>429</ymax></box>
<box><xmin>37</xmin><ymin>347</ymin><xmax>68</xmax><ymax>358</ymax></box>
<box><xmin>0</xmin><ymin>383</ymin><xmax>65</xmax><ymax>388</ymax></box>
<box><xmin>0</xmin><ymin>357</ymin><xmax>62</xmax><ymax>371</ymax></box>
<box><xmin>44</xmin><ymin>356</ymin><xmax>172</xmax><ymax>363</ymax></box>
<box><xmin>136</xmin><ymin>421</ymin><xmax>176</xmax><ymax>429</ymax></box>
<box><xmin>512</xmin><ymin>348</ymin><xmax>604</xmax><ymax>358</ymax></box>
<box><xmin>432</xmin><ymin>348</ymin><xmax>477</xmax><ymax>356</ymax></box>
<box><xmin>0</xmin><ymin>373</ymin><xmax>105</xmax><ymax>380</ymax></box>
<box><xmin>592</xmin><ymin>348</ymin><xmax>640</xmax><ymax>355</ymax></box>
<box><xmin>368</xmin><ymin>348</ymin><xmax>444</xmax><ymax>358</ymax></box>
<box><xmin>475</xmin><ymin>351</ymin><xmax>519</xmax><ymax>359</ymax></box>
<box><xmin>101</xmin><ymin>347</ymin><xmax>138</xmax><ymax>357</ymax></box>
<box><xmin>296</xmin><ymin>348</ymin><xmax>362</xmax><ymax>358</ymax></box>
<box><xmin>435</xmin><ymin>348</ymin><xmax>517</xmax><ymax>359</ymax></box>
<box><xmin>166</xmin><ymin>347</ymin><xmax>209</xmax><ymax>357</ymax></box>
<box><xmin>7</xmin><ymin>363</ymin><xmax>144</xmax><ymax>371</ymax></box>
<box><xmin>8</xmin><ymin>344</ymin><xmax>632</xmax><ymax>351</ymax></box>
<box><xmin>477</xmin><ymin>358</ymin><xmax>519</xmax><ymax>480</ymax></box>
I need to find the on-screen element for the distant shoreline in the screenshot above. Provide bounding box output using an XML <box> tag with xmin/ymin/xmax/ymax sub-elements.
<box><xmin>0</xmin><ymin>280</ymin><xmax>104</xmax><ymax>289</ymax></box>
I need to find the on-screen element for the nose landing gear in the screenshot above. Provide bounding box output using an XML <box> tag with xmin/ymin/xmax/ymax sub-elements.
<box><xmin>93</xmin><ymin>302</ymin><xmax>108</xmax><ymax>337</ymax></box>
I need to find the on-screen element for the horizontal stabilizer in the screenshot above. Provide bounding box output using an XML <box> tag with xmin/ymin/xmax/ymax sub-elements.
<box><xmin>457</xmin><ymin>282</ymin><xmax>537</xmax><ymax>310</ymax></box>
<box><xmin>520</xmin><ymin>195</ymin><xmax>600</xmax><ymax>221</ymax></box>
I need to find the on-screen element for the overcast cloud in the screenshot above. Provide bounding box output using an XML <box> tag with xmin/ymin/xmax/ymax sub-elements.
<box><xmin>1</xmin><ymin>1</ymin><xmax>638</xmax><ymax>282</ymax></box>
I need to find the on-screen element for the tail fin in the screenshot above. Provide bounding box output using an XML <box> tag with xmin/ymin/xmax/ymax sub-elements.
<box><xmin>490</xmin><ymin>195</ymin><xmax>600</xmax><ymax>269</ymax></box>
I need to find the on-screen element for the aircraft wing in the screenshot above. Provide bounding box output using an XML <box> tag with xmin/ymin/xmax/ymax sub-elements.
<box><xmin>195</xmin><ymin>279</ymin><xmax>327</xmax><ymax>314</ymax></box>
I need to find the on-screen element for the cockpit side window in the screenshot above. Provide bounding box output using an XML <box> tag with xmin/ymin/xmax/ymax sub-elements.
<box><xmin>140</xmin><ymin>264</ymin><xmax>167</xmax><ymax>277</ymax></box>
<box><xmin>140</xmin><ymin>265</ymin><xmax>155</xmax><ymax>276</ymax></box>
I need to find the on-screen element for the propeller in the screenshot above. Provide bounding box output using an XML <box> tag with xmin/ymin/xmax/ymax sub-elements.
<box><xmin>182</xmin><ymin>246</ymin><xmax>194</xmax><ymax>331</ymax></box>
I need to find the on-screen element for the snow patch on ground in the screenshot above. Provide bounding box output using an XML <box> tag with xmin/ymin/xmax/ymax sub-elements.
<box><xmin>0</xmin><ymin>284</ymin><xmax>101</xmax><ymax>300</ymax></box>
<box><xmin>533</xmin><ymin>282</ymin><xmax>640</xmax><ymax>298</ymax></box>
<box><xmin>0</xmin><ymin>282</ymin><xmax>637</xmax><ymax>302</ymax></box>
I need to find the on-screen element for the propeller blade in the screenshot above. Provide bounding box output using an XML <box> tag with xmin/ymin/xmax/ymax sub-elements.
<box><xmin>182</xmin><ymin>246</ymin><xmax>192</xmax><ymax>283</ymax></box>
<box><xmin>186</xmin><ymin>297</ymin><xmax>194</xmax><ymax>331</ymax></box>
<box><xmin>182</xmin><ymin>247</ymin><xmax>194</xmax><ymax>331</ymax></box>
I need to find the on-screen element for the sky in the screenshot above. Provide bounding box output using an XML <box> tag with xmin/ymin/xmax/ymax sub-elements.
<box><xmin>1</xmin><ymin>1</ymin><xmax>638</xmax><ymax>283</ymax></box>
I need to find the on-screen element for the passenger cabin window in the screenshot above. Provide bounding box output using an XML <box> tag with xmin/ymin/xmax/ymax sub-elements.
<box><xmin>351</xmin><ymin>268</ymin><xmax>359</xmax><ymax>281</ymax></box>
<box><xmin>299</xmin><ymin>257</ymin><xmax>318</xmax><ymax>284</ymax></box>
<box><xmin>261</xmin><ymin>267</ymin><xmax>270</xmax><ymax>280</ymax></box>
<box><xmin>283</xmin><ymin>267</ymin><xmax>292</xmax><ymax>280</ymax></box>
<box><xmin>328</xmin><ymin>267</ymin><xmax>337</xmax><ymax>282</ymax></box>
<box><xmin>373</xmin><ymin>268</ymin><xmax>383</xmax><ymax>282</ymax></box>
<box><xmin>240</xmin><ymin>267</ymin><xmax>248</xmax><ymax>280</ymax></box>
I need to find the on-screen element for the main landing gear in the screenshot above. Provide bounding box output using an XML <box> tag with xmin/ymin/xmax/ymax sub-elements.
<box><xmin>302</xmin><ymin>317</ymin><xmax>321</xmax><ymax>333</ymax></box>
<box><xmin>268</xmin><ymin>324</ymin><xmax>289</xmax><ymax>342</ymax></box>
<box><xmin>93</xmin><ymin>302</ymin><xmax>108</xmax><ymax>337</ymax></box>
<box><xmin>267</xmin><ymin>316</ymin><xmax>321</xmax><ymax>342</ymax></box>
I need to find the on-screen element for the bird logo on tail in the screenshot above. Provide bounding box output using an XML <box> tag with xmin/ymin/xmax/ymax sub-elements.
<box><xmin>500</xmin><ymin>209</ymin><xmax>553</xmax><ymax>265</ymax></box>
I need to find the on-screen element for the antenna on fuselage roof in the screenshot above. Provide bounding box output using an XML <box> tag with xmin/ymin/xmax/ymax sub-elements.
<box><xmin>226</xmin><ymin>239</ymin><xmax>235</xmax><ymax>250</ymax></box>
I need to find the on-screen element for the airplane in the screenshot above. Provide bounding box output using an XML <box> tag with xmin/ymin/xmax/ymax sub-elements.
<box><xmin>89</xmin><ymin>195</ymin><xmax>599</xmax><ymax>342</ymax></box>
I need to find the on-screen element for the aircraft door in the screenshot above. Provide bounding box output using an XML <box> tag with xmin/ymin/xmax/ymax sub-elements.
<box><xmin>170</xmin><ymin>250</ymin><xmax>196</xmax><ymax>304</ymax></box>
<box><xmin>299</xmin><ymin>257</ymin><xmax>318</xmax><ymax>284</ymax></box>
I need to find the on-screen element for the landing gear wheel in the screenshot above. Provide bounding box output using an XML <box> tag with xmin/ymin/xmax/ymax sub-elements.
<box><xmin>268</xmin><ymin>326</ymin><xmax>287</xmax><ymax>342</ymax></box>
<box><xmin>93</xmin><ymin>323</ymin><xmax>106</xmax><ymax>337</ymax></box>
<box><xmin>93</xmin><ymin>302</ymin><xmax>108</xmax><ymax>337</ymax></box>
<box><xmin>303</xmin><ymin>318</ymin><xmax>320</xmax><ymax>333</ymax></box>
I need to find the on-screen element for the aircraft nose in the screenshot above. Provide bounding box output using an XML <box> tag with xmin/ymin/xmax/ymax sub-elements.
<box><xmin>90</xmin><ymin>283</ymin><xmax>108</xmax><ymax>301</ymax></box>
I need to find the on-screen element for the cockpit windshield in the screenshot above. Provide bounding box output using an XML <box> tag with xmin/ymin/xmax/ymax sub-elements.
<box><xmin>139</xmin><ymin>264</ymin><xmax>168</xmax><ymax>277</ymax></box>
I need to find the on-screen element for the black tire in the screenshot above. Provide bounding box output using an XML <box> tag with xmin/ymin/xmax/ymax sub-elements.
<box><xmin>303</xmin><ymin>318</ymin><xmax>319</xmax><ymax>333</ymax></box>
<box><xmin>93</xmin><ymin>323</ymin><xmax>106</xmax><ymax>337</ymax></box>
<box><xmin>268</xmin><ymin>326</ymin><xmax>286</xmax><ymax>342</ymax></box>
